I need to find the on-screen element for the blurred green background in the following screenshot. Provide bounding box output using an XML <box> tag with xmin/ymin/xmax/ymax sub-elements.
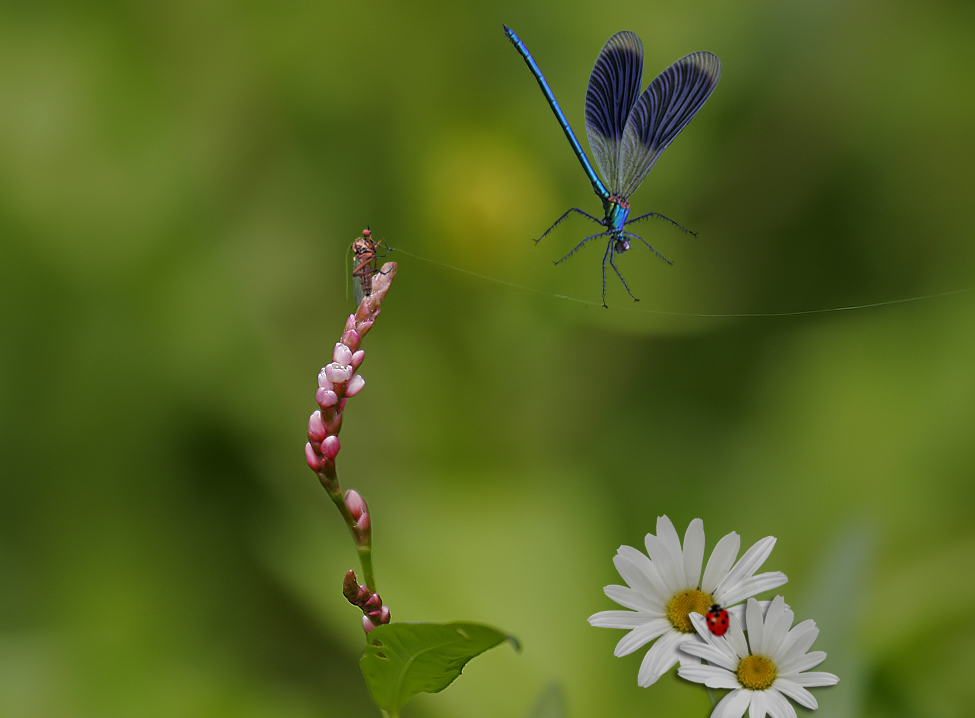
<box><xmin>2</xmin><ymin>1</ymin><xmax>973</xmax><ymax>716</ymax></box>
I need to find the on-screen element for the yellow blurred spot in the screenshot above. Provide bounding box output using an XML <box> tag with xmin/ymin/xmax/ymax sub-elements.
<box><xmin>422</xmin><ymin>132</ymin><xmax>556</xmax><ymax>270</ymax></box>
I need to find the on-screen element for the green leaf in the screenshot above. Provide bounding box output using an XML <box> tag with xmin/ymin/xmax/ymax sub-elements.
<box><xmin>359</xmin><ymin>622</ymin><xmax>519</xmax><ymax>715</ymax></box>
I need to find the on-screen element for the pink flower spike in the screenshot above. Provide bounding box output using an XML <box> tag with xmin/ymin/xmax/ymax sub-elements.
<box><xmin>346</xmin><ymin>374</ymin><xmax>366</xmax><ymax>397</ymax></box>
<box><xmin>344</xmin><ymin>489</ymin><xmax>368</xmax><ymax>520</ymax></box>
<box><xmin>341</xmin><ymin>330</ymin><xmax>360</xmax><ymax>351</ymax></box>
<box><xmin>362</xmin><ymin>615</ymin><xmax>376</xmax><ymax>633</ymax></box>
<box><xmin>324</xmin><ymin>362</ymin><xmax>353</xmax><ymax>385</ymax></box>
<box><xmin>333</xmin><ymin>342</ymin><xmax>353</xmax><ymax>366</ymax></box>
<box><xmin>317</xmin><ymin>369</ymin><xmax>333</xmax><ymax>390</ymax></box>
<box><xmin>316</xmin><ymin>388</ymin><xmax>338</xmax><ymax>409</ymax></box>
<box><xmin>308</xmin><ymin>411</ymin><xmax>327</xmax><ymax>442</ymax></box>
<box><xmin>320</xmin><ymin>435</ymin><xmax>341</xmax><ymax>460</ymax></box>
<box><xmin>350</xmin><ymin>350</ymin><xmax>365</xmax><ymax>369</ymax></box>
<box><xmin>304</xmin><ymin>443</ymin><xmax>321</xmax><ymax>470</ymax></box>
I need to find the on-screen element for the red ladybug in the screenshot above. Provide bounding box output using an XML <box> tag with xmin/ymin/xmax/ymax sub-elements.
<box><xmin>705</xmin><ymin>604</ymin><xmax>729</xmax><ymax>636</ymax></box>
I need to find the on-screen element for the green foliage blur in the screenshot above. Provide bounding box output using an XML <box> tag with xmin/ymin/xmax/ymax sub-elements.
<box><xmin>2</xmin><ymin>1</ymin><xmax>973</xmax><ymax>716</ymax></box>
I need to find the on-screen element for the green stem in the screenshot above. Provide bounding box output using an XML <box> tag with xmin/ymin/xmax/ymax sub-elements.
<box><xmin>319</xmin><ymin>463</ymin><xmax>377</xmax><ymax>592</ymax></box>
<box><xmin>705</xmin><ymin>685</ymin><xmax>719</xmax><ymax>708</ymax></box>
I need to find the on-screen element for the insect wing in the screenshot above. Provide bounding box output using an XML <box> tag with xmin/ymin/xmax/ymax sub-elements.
<box><xmin>617</xmin><ymin>51</ymin><xmax>721</xmax><ymax>199</ymax></box>
<box><xmin>350</xmin><ymin>237</ymin><xmax>375</xmax><ymax>305</ymax></box>
<box><xmin>584</xmin><ymin>31</ymin><xmax>644</xmax><ymax>194</ymax></box>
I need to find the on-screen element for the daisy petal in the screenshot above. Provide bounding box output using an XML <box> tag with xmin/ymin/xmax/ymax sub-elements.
<box><xmin>727</xmin><ymin>599</ymin><xmax>781</xmax><ymax>625</ymax></box>
<box><xmin>745</xmin><ymin>598</ymin><xmax>764</xmax><ymax>653</ymax></box>
<box><xmin>717</xmin><ymin>572</ymin><xmax>788</xmax><ymax>607</ymax></box>
<box><xmin>682</xmin><ymin>518</ymin><xmax>706</xmax><ymax>589</ymax></box>
<box><xmin>718</xmin><ymin>536</ymin><xmax>777</xmax><ymax>596</ymax></box>
<box><xmin>758</xmin><ymin>596</ymin><xmax>791</xmax><ymax>656</ymax></box>
<box><xmin>637</xmin><ymin>627</ymin><xmax>684</xmax><ymax>686</ymax></box>
<box><xmin>766</xmin><ymin>688</ymin><xmax>797</xmax><ymax>718</ymax></box>
<box><xmin>788</xmin><ymin>671</ymin><xmax>839</xmax><ymax>688</ymax></box>
<box><xmin>688</xmin><ymin>613</ymin><xmax>741</xmax><ymax>668</ymax></box>
<box><xmin>724</xmin><ymin>612</ymin><xmax>749</xmax><ymax>660</ymax></box>
<box><xmin>613</xmin><ymin>619</ymin><xmax>672</xmax><ymax>656</ymax></box>
<box><xmin>656</xmin><ymin>515</ymin><xmax>685</xmax><ymax>569</ymax></box>
<box><xmin>615</xmin><ymin>545</ymin><xmax>669</xmax><ymax>605</ymax></box>
<box><xmin>604</xmin><ymin>584</ymin><xmax>657</xmax><ymax>612</ymax></box>
<box><xmin>773</xmin><ymin>678</ymin><xmax>818</xmax><ymax>709</ymax></box>
<box><xmin>749</xmin><ymin>689</ymin><xmax>767</xmax><ymax>718</ymax></box>
<box><xmin>678</xmin><ymin>664</ymin><xmax>740</xmax><ymax>689</ymax></box>
<box><xmin>587</xmin><ymin>610</ymin><xmax>650</xmax><ymax>628</ymax></box>
<box><xmin>702</xmin><ymin>531</ymin><xmax>740</xmax><ymax>593</ymax></box>
<box><xmin>713</xmin><ymin>689</ymin><xmax>750</xmax><ymax>718</ymax></box>
<box><xmin>680</xmin><ymin>640</ymin><xmax>738</xmax><ymax>671</ymax></box>
<box><xmin>777</xmin><ymin>621</ymin><xmax>818</xmax><ymax>667</ymax></box>
<box><xmin>644</xmin><ymin>524</ymin><xmax>682</xmax><ymax>594</ymax></box>
<box><xmin>779</xmin><ymin>650</ymin><xmax>827</xmax><ymax>674</ymax></box>
<box><xmin>613</xmin><ymin>553</ymin><xmax>667</xmax><ymax>609</ymax></box>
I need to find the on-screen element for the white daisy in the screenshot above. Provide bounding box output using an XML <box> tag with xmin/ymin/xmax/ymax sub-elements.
<box><xmin>587</xmin><ymin>515</ymin><xmax>788</xmax><ymax>687</ymax></box>
<box><xmin>678</xmin><ymin>596</ymin><xmax>839</xmax><ymax>718</ymax></box>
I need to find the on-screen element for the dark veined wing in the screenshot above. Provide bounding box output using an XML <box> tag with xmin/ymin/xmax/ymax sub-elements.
<box><xmin>617</xmin><ymin>51</ymin><xmax>721</xmax><ymax>199</ymax></box>
<box><xmin>584</xmin><ymin>32</ymin><xmax>644</xmax><ymax>194</ymax></box>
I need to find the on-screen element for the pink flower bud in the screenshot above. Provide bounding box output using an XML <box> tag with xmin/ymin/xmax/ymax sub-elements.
<box><xmin>343</xmin><ymin>570</ymin><xmax>359</xmax><ymax>601</ymax></box>
<box><xmin>333</xmin><ymin>342</ymin><xmax>353</xmax><ymax>366</ymax></box>
<box><xmin>317</xmin><ymin>369</ymin><xmax>333</xmax><ymax>390</ymax></box>
<box><xmin>308</xmin><ymin>411</ymin><xmax>327</xmax><ymax>442</ymax></box>
<box><xmin>345</xmin><ymin>314</ymin><xmax>357</xmax><ymax>332</ymax></box>
<box><xmin>316</xmin><ymin>388</ymin><xmax>338</xmax><ymax>408</ymax></box>
<box><xmin>344</xmin><ymin>489</ymin><xmax>367</xmax><ymax>520</ymax></box>
<box><xmin>341</xmin><ymin>330</ymin><xmax>360</xmax><ymax>351</ymax></box>
<box><xmin>320</xmin><ymin>435</ymin><xmax>340</xmax><ymax>460</ymax></box>
<box><xmin>350</xmin><ymin>350</ymin><xmax>365</xmax><ymax>369</ymax></box>
<box><xmin>356</xmin><ymin>511</ymin><xmax>370</xmax><ymax>533</ymax></box>
<box><xmin>346</xmin><ymin>374</ymin><xmax>365</xmax><ymax>397</ymax></box>
<box><xmin>324</xmin><ymin>362</ymin><xmax>352</xmax><ymax>384</ymax></box>
<box><xmin>323</xmin><ymin>412</ymin><xmax>343</xmax><ymax>435</ymax></box>
<box><xmin>357</xmin><ymin>319</ymin><xmax>374</xmax><ymax>336</ymax></box>
<box><xmin>304</xmin><ymin>443</ymin><xmax>321</xmax><ymax>470</ymax></box>
<box><xmin>363</xmin><ymin>594</ymin><xmax>382</xmax><ymax>612</ymax></box>
<box><xmin>362</xmin><ymin>615</ymin><xmax>376</xmax><ymax>633</ymax></box>
<box><xmin>379</xmin><ymin>606</ymin><xmax>390</xmax><ymax>624</ymax></box>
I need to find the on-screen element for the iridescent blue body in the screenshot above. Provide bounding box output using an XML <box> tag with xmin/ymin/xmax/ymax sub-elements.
<box><xmin>503</xmin><ymin>25</ymin><xmax>721</xmax><ymax>306</ymax></box>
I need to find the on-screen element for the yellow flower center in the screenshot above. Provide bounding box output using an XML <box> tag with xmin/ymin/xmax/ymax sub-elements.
<box><xmin>737</xmin><ymin>655</ymin><xmax>777</xmax><ymax>691</ymax></box>
<box><xmin>665</xmin><ymin>589</ymin><xmax>713</xmax><ymax>634</ymax></box>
